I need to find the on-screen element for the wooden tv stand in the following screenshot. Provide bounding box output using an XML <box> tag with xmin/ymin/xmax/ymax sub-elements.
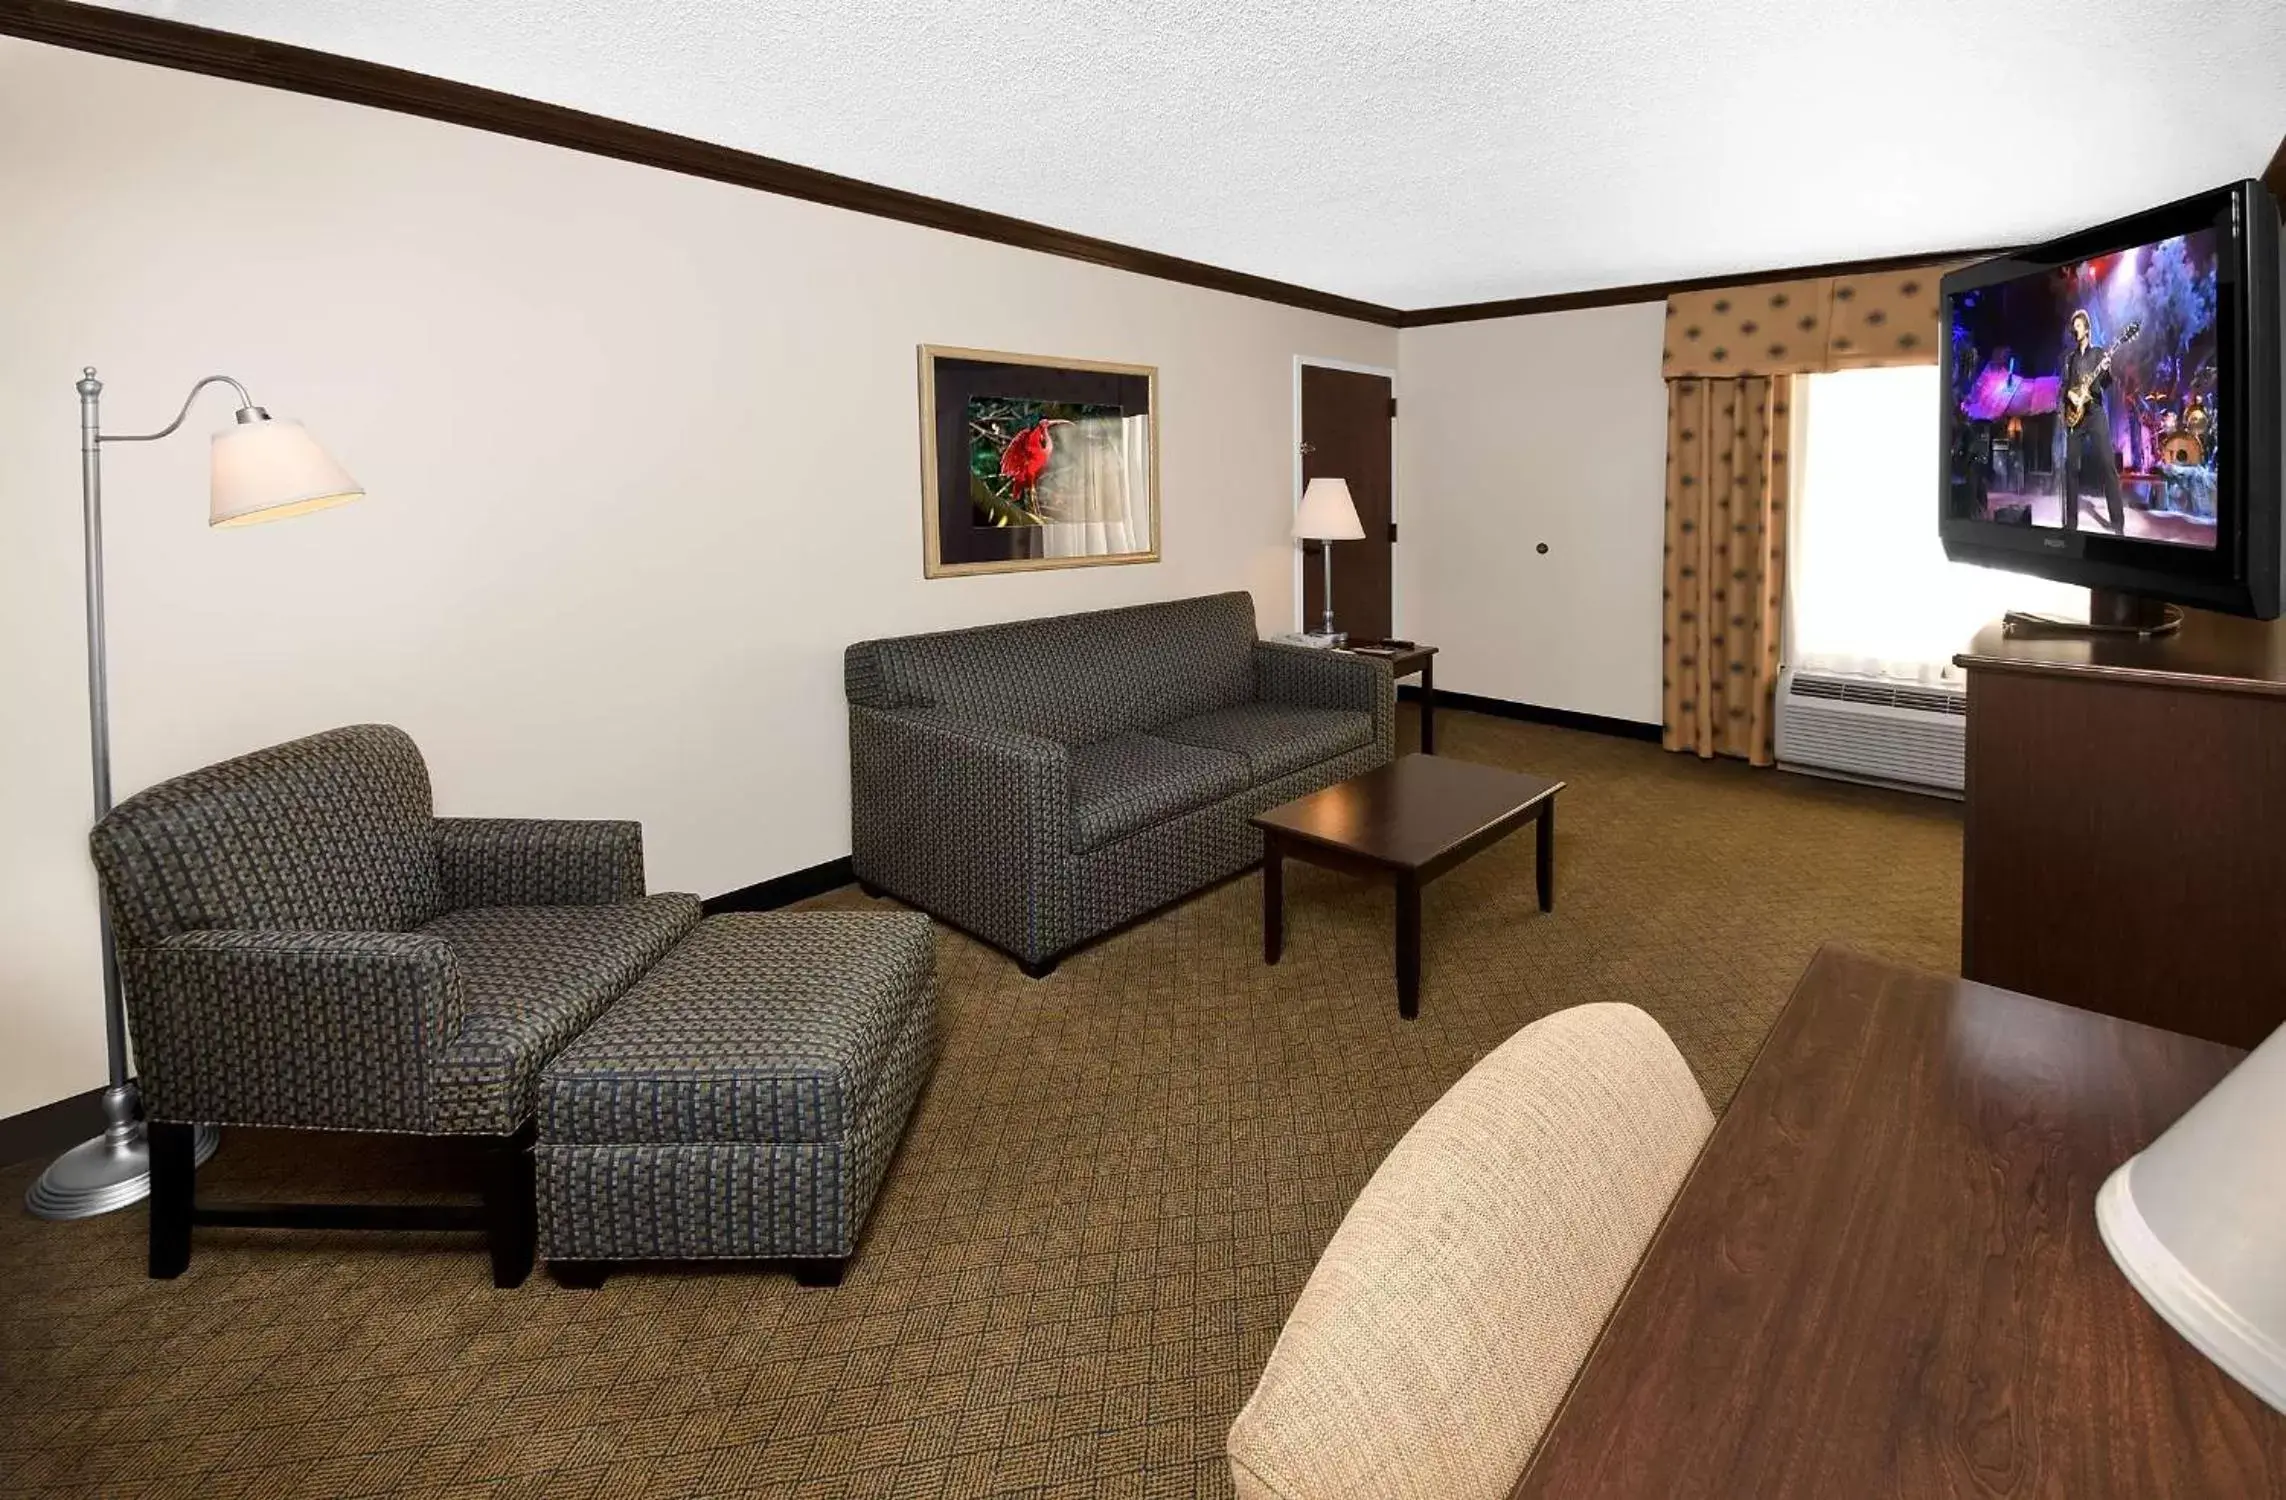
<box><xmin>1955</xmin><ymin>609</ymin><xmax>2286</xmax><ymax>1048</ymax></box>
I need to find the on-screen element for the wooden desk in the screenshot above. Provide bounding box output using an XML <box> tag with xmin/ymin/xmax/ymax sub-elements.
<box><xmin>1514</xmin><ymin>946</ymin><xmax>2284</xmax><ymax>1499</ymax></box>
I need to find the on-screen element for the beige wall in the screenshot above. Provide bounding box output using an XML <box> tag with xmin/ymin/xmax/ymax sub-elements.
<box><xmin>1396</xmin><ymin>304</ymin><xmax>1669</xmax><ymax>723</ymax></box>
<box><xmin>0</xmin><ymin>41</ymin><xmax>1395</xmax><ymax>1119</ymax></box>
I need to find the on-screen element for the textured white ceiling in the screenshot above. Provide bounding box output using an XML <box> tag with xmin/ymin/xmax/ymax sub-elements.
<box><xmin>104</xmin><ymin>0</ymin><xmax>2286</xmax><ymax>309</ymax></box>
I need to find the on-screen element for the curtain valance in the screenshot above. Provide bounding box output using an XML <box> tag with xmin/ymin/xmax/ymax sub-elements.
<box><xmin>1660</xmin><ymin>264</ymin><xmax>1962</xmax><ymax>379</ymax></box>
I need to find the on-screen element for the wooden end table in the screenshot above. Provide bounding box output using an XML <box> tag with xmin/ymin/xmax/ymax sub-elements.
<box><xmin>1338</xmin><ymin>642</ymin><xmax>1437</xmax><ymax>752</ymax></box>
<box><xmin>1252</xmin><ymin>753</ymin><xmax>1563</xmax><ymax>1018</ymax></box>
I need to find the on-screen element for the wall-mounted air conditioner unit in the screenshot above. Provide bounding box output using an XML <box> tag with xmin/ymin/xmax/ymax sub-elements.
<box><xmin>1775</xmin><ymin>665</ymin><xmax>1965</xmax><ymax>797</ymax></box>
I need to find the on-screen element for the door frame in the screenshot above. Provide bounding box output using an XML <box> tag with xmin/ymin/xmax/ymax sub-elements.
<box><xmin>1291</xmin><ymin>355</ymin><xmax>1400</xmax><ymax>635</ymax></box>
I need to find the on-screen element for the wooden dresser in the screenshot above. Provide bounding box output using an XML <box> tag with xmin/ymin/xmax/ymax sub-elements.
<box><xmin>1955</xmin><ymin>609</ymin><xmax>2286</xmax><ymax>1049</ymax></box>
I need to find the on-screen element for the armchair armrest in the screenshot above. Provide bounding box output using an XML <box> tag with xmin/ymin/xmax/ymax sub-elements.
<box><xmin>1253</xmin><ymin>642</ymin><xmax>1397</xmax><ymax>756</ymax></box>
<box><xmin>434</xmin><ymin>817</ymin><xmax>646</xmax><ymax>910</ymax></box>
<box><xmin>120</xmin><ymin>930</ymin><xmax>463</xmax><ymax>1133</ymax></box>
<box><xmin>848</xmin><ymin>705</ymin><xmax>1072</xmax><ymax>963</ymax></box>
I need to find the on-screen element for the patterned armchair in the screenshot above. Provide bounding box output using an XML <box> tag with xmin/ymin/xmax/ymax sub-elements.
<box><xmin>846</xmin><ymin>592</ymin><xmax>1393</xmax><ymax>975</ymax></box>
<box><xmin>90</xmin><ymin>724</ymin><xmax>699</xmax><ymax>1286</ymax></box>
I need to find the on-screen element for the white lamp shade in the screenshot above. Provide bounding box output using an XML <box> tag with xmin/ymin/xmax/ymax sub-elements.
<box><xmin>1294</xmin><ymin>477</ymin><xmax>1365</xmax><ymax>541</ymax></box>
<box><xmin>208</xmin><ymin>417</ymin><xmax>362</xmax><ymax>528</ymax></box>
<box><xmin>2097</xmin><ymin>1022</ymin><xmax>2286</xmax><ymax>1412</ymax></box>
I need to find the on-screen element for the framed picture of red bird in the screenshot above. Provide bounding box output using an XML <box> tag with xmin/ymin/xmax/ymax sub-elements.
<box><xmin>919</xmin><ymin>345</ymin><xmax>1160</xmax><ymax>577</ymax></box>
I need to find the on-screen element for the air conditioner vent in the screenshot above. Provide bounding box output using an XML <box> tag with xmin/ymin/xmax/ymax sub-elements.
<box><xmin>1786</xmin><ymin>674</ymin><xmax>1966</xmax><ymax>716</ymax></box>
<box><xmin>1776</xmin><ymin>667</ymin><xmax>1966</xmax><ymax>796</ymax></box>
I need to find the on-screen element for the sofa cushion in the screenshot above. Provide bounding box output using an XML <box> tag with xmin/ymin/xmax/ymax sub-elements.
<box><xmin>1070</xmin><ymin>733</ymin><xmax>1248</xmax><ymax>852</ymax></box>
<box><xmin>538</xmin><ymin>910</ymin><xmax>935</xmax><ymax>1146</ymax></box>
<box><xmin>425</xmin><ymin>893</ymin><xmax>701</xmax><ymax>1134</ymax></box>
<box><xmin>1150</xmin><ymin>704</ymin><xmax>1374</xmax><ymax>784</ymax></box>
<box><xmin>846</xmin><ymin>592</ymin><xmax>1259</xmax><ymax>745</ymax></box>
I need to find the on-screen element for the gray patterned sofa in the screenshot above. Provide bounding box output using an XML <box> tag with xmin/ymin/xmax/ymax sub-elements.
<box><xmin>845</xmin><ymin>591</ymin><xmax>1395</xmax><ymax>975</ymax></box>
<box><xmin>91</xmin><ymin>723</ymin><xmax>700</xmax><ymax>1288</ymax></box>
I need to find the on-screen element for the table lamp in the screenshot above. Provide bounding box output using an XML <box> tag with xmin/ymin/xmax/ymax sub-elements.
<box><xmin>1294</xmin><ymin>476</ymin><xmax>1364</xmax><ymax>644</ymax></box>
<box><xmin>25</xmin><ymin>368</ymin><xmax>363</xmax><ymax>1220</ymax></box>
<box><xmin>2097</xmin><ymin>1022</ymin><xmax>2286</xmax><ymax>1412</ymax></box>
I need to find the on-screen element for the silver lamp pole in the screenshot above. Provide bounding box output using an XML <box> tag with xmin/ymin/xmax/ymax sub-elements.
<box><xmin>25</xmin><ymin>366</ymin><xmax>362</xmax><ymax>1219</ymax></box>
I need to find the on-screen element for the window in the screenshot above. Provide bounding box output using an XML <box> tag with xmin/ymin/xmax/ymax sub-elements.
<box><xmin>1789</xmin><ymin>365</ymin><xmax>2084</xmax><ymax>681</ymax></box>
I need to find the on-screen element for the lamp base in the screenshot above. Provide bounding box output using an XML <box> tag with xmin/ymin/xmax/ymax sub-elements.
<box><xmin>1304</xmin><ymin>629</ymin><xmax>1349</xmax><ymax>648</ymax></box>
<box><xmin>2098</xmin><ymin>1158</ymin><xmax>2286</xmax><ymax>1413</ymax></box>
<box><xmin>24</xmin><ymin>1085</ymin><xmax>219</xmax><ymax>1221</ymax></box>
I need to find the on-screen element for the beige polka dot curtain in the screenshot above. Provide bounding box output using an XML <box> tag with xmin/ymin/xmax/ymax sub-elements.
<box><xmin>1661</xmin><ymin>266</ymin><xmax>1952</xmax><ymax>378</ymax></box>
<box><xmin>1658</xmin><ymin>263</ymin><xmax>1955</xmax><ymax>763</ymax></box>
<box><xmin>1662</xmin><ymin>376</ymin><xmax>1790</xmax><ymax>763</ymax></box>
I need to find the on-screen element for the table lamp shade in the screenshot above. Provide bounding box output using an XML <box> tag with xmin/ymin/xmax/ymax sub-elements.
<box><xmin>1294</xmin><ymin>477</ymin><xmax>1364</xmax><ymax>541</ymax></box>
<box><xmin>209</xmin><ymin>416</ymin><xmax>363</xmax><ymax>528</ymax></box>
<box><xmin>2097</xmin><ymin>1022</ymin><xmax>2286</xmax><ymax>1412</ymax></box>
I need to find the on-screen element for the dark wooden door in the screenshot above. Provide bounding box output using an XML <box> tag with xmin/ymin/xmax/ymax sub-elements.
<box><xmin>1300</xmin><ymin>365</ymin><xmax>1394</xmax><ymax>640</ymax></box>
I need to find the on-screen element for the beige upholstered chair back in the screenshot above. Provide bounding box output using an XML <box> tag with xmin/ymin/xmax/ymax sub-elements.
<box><xmin>1227</xmin><ymin>1003</ymin><xmax>1714</xmax><ymax>1500</ymax></box>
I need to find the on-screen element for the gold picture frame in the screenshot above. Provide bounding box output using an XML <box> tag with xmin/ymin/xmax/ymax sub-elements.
<box><xmin>919</xmin><ymin>344</ymin><xmax>1161</xmax><ymax>578</ymax></box>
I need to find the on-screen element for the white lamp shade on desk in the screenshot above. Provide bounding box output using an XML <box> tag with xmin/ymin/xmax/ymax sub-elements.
<box><xmin>1294</xmin><ymin>477</ymin><xmax>1364</xmax><ymax>541</ymax></box>
<box><xmin>2097</xmin><ymin>1022</ymin><xmax>2286</xmax><ymax>1413</ymax></box>
<box><xmin>209</xmin><ymin>416</ymin><xmax>363</xmax><ymax>528</ymax></box>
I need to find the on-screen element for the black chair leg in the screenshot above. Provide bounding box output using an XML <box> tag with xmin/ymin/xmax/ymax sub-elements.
<box><xmin>482</xmin><ymin>1126</ymin><xmax>535</xmax><ymax>1289</ymax></box>
<box><xmin>550</xmin><ymin>1260</ymin><xmax>609</xmax><ymax>1290</ymax></box>
<box><xmin>148</xmin><ymin>1121</ymin><xmax>195</xmax><ymax>1279</ymax></box>
<box><xmin>791</xmin><ymin>1257</ymin><xmax>846</xmax><ymax>1288</ymax></box>
<box><xmin>1018</xmin><ymin>954</ymin><xmax>1059</xmax><ymax>980</ymax></box>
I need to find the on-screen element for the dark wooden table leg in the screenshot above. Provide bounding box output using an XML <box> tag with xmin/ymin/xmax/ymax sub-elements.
<box><xmin>1396</xmin><ymin>874</ymin><xmax>1421</xmax><ymax>1019</ymax></box>
<box><xmin>1536</xmin><ymin>800</ymin><xmax>1556</xmax><ymax>913</ymax></box>
<box><xmin>1263</xmin><ymin>837</ymin><xmax>1285</xmax><ymax>964</ymax></box>
<box><xmin>1420</xmin><ymin>658</ymin><xmax>1436</xmax><ymax>755</ymax></box>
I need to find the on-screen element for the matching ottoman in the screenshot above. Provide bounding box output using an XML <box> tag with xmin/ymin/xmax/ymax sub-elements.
<box><xmin>535</xmin><ymin>910</ymin><xmax>937</xmax><ymax>1287</ymax></box>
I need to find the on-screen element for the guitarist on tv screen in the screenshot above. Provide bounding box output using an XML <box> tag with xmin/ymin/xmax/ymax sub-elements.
<box><xmin>2060</xmin><ymin>308</ymin><xmax>2129</xmax><ymax>534</ymax></box>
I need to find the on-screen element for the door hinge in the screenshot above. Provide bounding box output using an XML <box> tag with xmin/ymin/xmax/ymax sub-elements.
<box><xmin>1388</xmin><ymin>522</ymin><xmax>1399</xmax><ymax>544</ymax></box>
<box><xmin>1389</xmin><ymin>397</ymin><xmax>1399</xmax><ymax>418</ymax></box>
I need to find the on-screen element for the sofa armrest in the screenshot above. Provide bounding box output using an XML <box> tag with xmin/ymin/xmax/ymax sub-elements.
<box><xmin>848</xmin><ymin>705</ymin><xmax>1072</xmax><ymax>963</ymax></box>
<box><xmin>121</xmin><ymin>929</ymin><xmax>463</xmax><ymax>1133</ymax></box>
<box><xmin>434</xmin><ymin>817</ymin><xmax>646</xmax><ymax>910</ymax></box>
<box><xmin>1253</xmin><ymin>643</ymin><xmax>1397</xmax><ymax>757</ymax></box>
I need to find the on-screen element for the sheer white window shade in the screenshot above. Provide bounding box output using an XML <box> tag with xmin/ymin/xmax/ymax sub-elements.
<box><xmin>1789</xmin><ymin>366</ymin><xmax>2085</xmax><ymax>683</ymax></box>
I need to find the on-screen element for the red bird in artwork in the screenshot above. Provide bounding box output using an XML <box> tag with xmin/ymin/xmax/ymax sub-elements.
<box><xmin>999</xmin><ymin>418</ymin><xmax>1067</xmax><ymax>503</ymax></box>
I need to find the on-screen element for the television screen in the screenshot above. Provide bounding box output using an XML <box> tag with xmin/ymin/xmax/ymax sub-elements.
<box><xmin>1947</xmin><ymin>229</ymin><xmax>2223</xmax><ymax>551</ymax></box>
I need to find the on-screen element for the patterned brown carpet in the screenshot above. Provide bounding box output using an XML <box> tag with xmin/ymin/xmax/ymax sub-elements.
<box><xmin>0</xmin><ymin>709</ymin><xmax>1962</xmax><ymax>1499</ymax></box>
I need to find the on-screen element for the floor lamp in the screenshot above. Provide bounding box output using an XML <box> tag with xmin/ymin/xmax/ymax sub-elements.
<box><xmin>25</xmin><ymin>367</ymin><xmax>363</xmax><ymax>1221</ymax></box>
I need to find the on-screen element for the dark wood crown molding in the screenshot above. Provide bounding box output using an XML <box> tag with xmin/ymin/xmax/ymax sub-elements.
<box><xmin>0</xmin><ymin>0</ymin><xmax>1404</xmax><ymax>326</ymax></box>
<box><xmin>1396</xmin><ymin>245</ymin><xmax>2002</xmax><ymax>327</ymax></box>
<box><xmin>2264</xmin><ymin>135</ymin><xmax>2286</xmax><ymax>202</ymax></box>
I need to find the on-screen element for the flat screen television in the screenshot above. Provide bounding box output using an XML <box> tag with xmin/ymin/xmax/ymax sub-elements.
<box><xmin>1940</xmin><ymin>179</ymin><xmax>2283</xmax><ymax>620</ymax></box>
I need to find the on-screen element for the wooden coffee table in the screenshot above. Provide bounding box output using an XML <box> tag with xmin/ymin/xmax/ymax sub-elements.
<box><xmin>1252</xmin><ymin>753</ymin><xmax>1564</xmax><ymax>1018</ymax></box>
